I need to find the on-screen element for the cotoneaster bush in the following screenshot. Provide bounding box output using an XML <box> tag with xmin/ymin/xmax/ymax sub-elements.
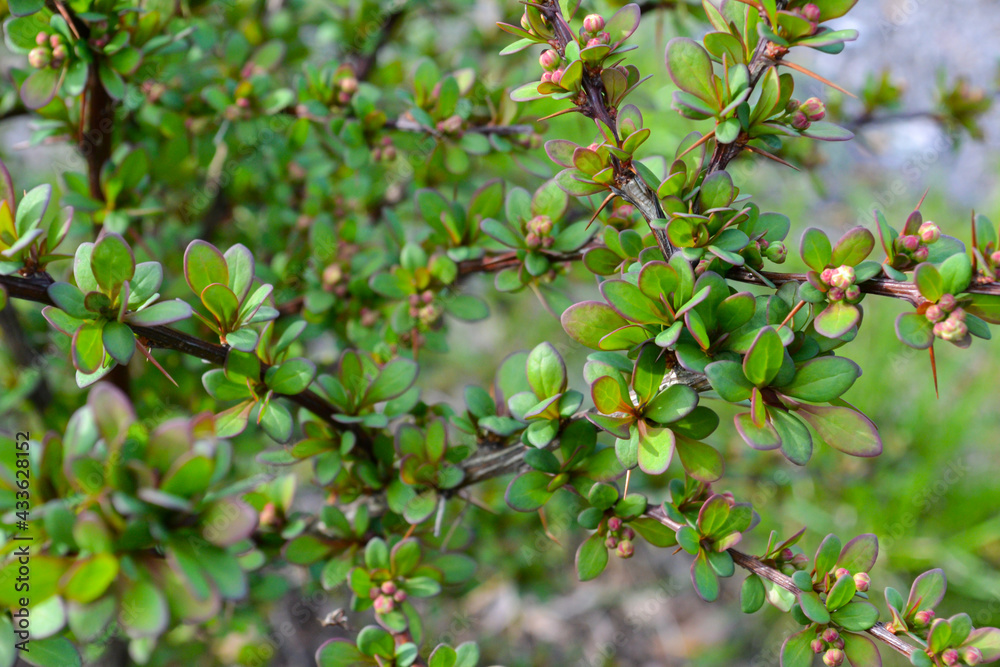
<box><xmin>0</xmin><ymin>0</ymin><xmax>999</xmax><ymax>666</ymax></box>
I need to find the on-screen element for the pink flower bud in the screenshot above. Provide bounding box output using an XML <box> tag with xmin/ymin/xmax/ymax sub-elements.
<box><xmin>845</xmin><ymin>285</ymin><xmax>861</xmax><ymax>302</ymax></box>
<box><xmin>822</xmin><ymin>629</ymin><xmax>840</xmax><ymax>643</ymax></box>
<box><xmin>541</xmin><ymin>71</ymin><xmax>553</xmax><ymax>83</ymax></box>
<box><xmin>422</xmin><ymin>290</ymin><xmax>434</xmax><ymax>304</ymax></box>
<box><xmin>938</xmin><ymin>294</ymin><xmax>958</xmax><ymax>311</ymax></box>
<box><xmin>925</xmin><ymin>304</ymin><xmax>945</xmax><ymax>323</ymax></box>
<box><xmin>811</xmin><ymin>639</ymin><xmax>825</xmax><ymax>654</ymax></box>
<box><xmin>28</xmin><ymin>47</ymin><xmax>50</xmax><ymax>69</ymax></box>
<box><xmin>790</xmin><ymin>553</ymin><xmax>810</xmax><ymax>569</ymax></box>
<box><xmin>539</xmin><ymin>49</ymin><xmax>560</xmax><ymax>71</ymax></box>
<box><xmin>380</xmin><ymin>581</ymin><xmax>397</xmax><ymax>595</ymax></box>
<box><xmin>918</xmin><ymin>221</ymin><xmax>941</xmax><ymax>244</ymax></box>
<box><xmin>616</xmin><ymin>539</ymin><xmax>634</xmax><ymax>558</ymax></box>
<box><xmin>853</xmin><ymin>572</ymin><xmax>870</xmax><ymax>592</ymax></box>
<box><xmin>369</xmin><ymin>587</ymin><xmax>380</xmax><ymax>600</ymax></box>
<box><xmin>35</xmin><ymin>32</ymin><xmax>48</xmax><ymax>46</ymax></box>
<box><xmin>800</xmin><ymin>97</ymin><xmax>826</xmax><ymax>121</ymax></box>
<box><xmin>236</xmin><ymin>97</ymin><xmax>250</xmax><ymax>108</ymax></box>
<box><xmin>791</xmin><ymin>111</ymin><xmax>811</xmax><ymax>130</ymax></box>
<box><xmin>49</xmin><ymin>33</ymin><xmax>62</xmax><ymax>48</ymax></box>
<box><xmin>991</xmin><ymin>251</ymin><xmax>1000</xmax><ymax>266</ymax></box>
<box><xmin>914</xmin><ymin>609</ymin><xmax>935</xmax><ymax>626</ymax></box>
<box><xmin>950</xmin><ymin>307</ymin><xmax>966</xmax><ymax>322</ymax></box>
<box><xmin>898</xmin><ymin>234</ymin><xmax>921</xmax><ymax>253</ymax></box>
<box><xmin>373</xmin><ymin>594</ymin><xmax>395</xmax><ymax>614</ymax></box>
<box><xmin>964</xmin><ymin>647</ymin><xmax>984</xmax><ymax>665</ymax></box>
<box><xmin>583</xmin><ymin>14</ymin><xmax>605</xmax><ymax>34</ymax></box>
<box><xmin>785</xmin><ymin>98</ymin><xmax>801</xmax><ymax>113</ymax></box>
<box><xmin>521</xmin><ymin>13</ymin><xmax>531</xmax><ymax>31</ymax></box>
<box><xmin>820</xmin><ymin>268</ymin><xmax>835</xmax><ymax>285</ymax></box>
<box><xmin>829</xmin><ymin>265</ymin><xmax>856</xmax><ymax>289</ymax></box>
<box><xmin>605</xmin><ymin>535</ymin><xmax>618</xmax><ymax>549</ymax></box>
<box><xmin>608</xmin><ymin>517</ymin><xmax>623</xmax><ymax>532</ymax></box>
<box><xmin>781</xmin><ymin>548</ymin><xmax>795</xmax><ymax>561</ymax></box>
<box><xmin>827</xmin><ymin>287</ymin><xmax>845</xmax><ymax>302</ymax></box>
<box><xmin>833</xmin><ymin>639</ymin><xmax>844</xmax><ymax>650</ymax></box>
<box><xmin>835</xmin><ymin>567</ymin><xmax>851</xmax><ymax>580</ymax></box>
<box><xmin>595</xmin><ymin>31</ymin><xmax>611</xmax><ymax>44</ymax></box>
<box><xmin>51</xmin><ymin>44</ymin><xmax>67</xmax><ymax>60</ymax></box>
<box><xmin>622</xmin><ymin>527</ymin><xmax>635</xmax><ymax>540</ymax></box>
<box><xmin>524</xmin><ymin>232</ymin><xmax>541</xmax><ymax>249</ymax></box>
<box><xmin>528</xmin><ymin>214</ymin><xmax>553</xmax><ymax>236</ymax></box>
<box><xmin>913</xmin><ymin>246</ymin><xmax>930</xmax><ymax>262</ymax></box>
<box><xmin>393</xmin><ymin>590</ymin><xmax>407</xmax><ymax>603</ymax></box>
<box><xmin>823</xmin><ymin>648</ymin><xmax>845</xmax><ymax>667</ymax></box>
<box><xmin>941</xmin><ymin>648</ymin><xmax>960</xmax><ymax>666</ymax></box>
<box><xmin>586</xmin><ymin>37</ymin><xmax>604</xmax><ymax>48</ymax></box>
<box><xmin>550</xmin><ymin>68</ymin><xmax>564</xmax><ymax>86</ymax></box>
<box><xmin>340</xmin><ymin>76</ymin><xmax>358</xmax><ymax>94</ymax></box>
<box><xmin>801</xmin><ymin>3</ymin><xmax>822</xmax><ymax>22</ymax></box>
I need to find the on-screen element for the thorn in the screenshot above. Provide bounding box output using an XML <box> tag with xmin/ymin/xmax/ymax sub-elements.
<box><xmin>929</xmin><ymin>345</ymin><xmax>939</xmax><ymax>399</ymax></box>
<box><xmin>402</xmin><ymin>523</ymin><xmax>417</xmax><ymax>540</ymax></box>
<box><xmin>672</xmin><ymin>546</ymin><xmax>684</xmax><ymax>555</ymax></box>
<box><xmin>135</xmin><ymin>341</ymin><xmax>178</xmax><ymax>387</ymax></box>
<box><xmin>914</xmin><ymin>187</ymin><xmax>930</xmax><ymax>211</ymax></box>
<box><xmin>777</xmin><ymin>300</ymin><xmax>806</xmax><ymax>330</ymax></box>
<box><xmin>586</xmin><ymin>193</ymin><xmax>616</xmax><ymax>229</ymax></box>
<box><xmin>746</xmin><ymin>145</ymin><xmax>800</xmax><ymax>171</ymax></box>
<box><xmin>777</xmin><ymin>61</ymin><xmax>857</xmax><ymax>98</ymax></box>
<box><xmin>538</xmin><ymin>107</ymin><xmax>580</xmax><ymax>122</ymax></box>
<box><xmin>458</xmin><ymin>491</ymin><xmax>498</xmax><ymax>515</ymax></box>
<box><xmin>538</xmin><ymin>507</ymin><xmax>561</xmax><ymax>545</ymax></box>
<box><xmin>971</xmin><ymin>209</ymin><xmax>979</xmax><ymax>272</ymax></box>
<box><xmin>623</xmin><ymin>468</ymin><xmax>632</xmax><ymax>497</ymax></box>
<box><xmin>676</xmin><ymin>129</ymin><xmax>716</xmax><ymax>160</ymax></box>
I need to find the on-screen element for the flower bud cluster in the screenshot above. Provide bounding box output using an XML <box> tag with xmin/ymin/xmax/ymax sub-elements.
<box><xmin>372</xmin><ymin>136</ymin><xmax>397</xmax><ymax>162</ymax></box>
<box><xmin>436</xmin><ymin>114</ymin><xmax>464</xmax><ymax>134</ymax></box>
<box><xmin>926</xmin><ymin>294</ymin><xmax>968</xmax><ymax>342</ymax></box>
<box><xmin>811</xmin><ymin>627</ymin><xmax>845</xmax><ymax>665</ymax></box>
<box><xmin>408</xmin><ymin>290</ymin><xmax>439</xmax><ymax>324</ymax></box>
<box><xmin>894</xmin><ymin>221</ymin><xmax>941</xmax><ymax>264</ymax></box>
<box><xmin>787</xmin><ymin>97</ymin><xmax>826</xmax><ymax>131</ymax></box>
<box><xmin>370</xmin><ymin>579</ymin><xmax>408</xmax><ymax>615</ymax></box>
<box><xmin>29</xmin><ymin>32</ymin><xmax>69</xmax><ymax>70</ymax></box>
<box><xmin>819</xmin><ymin>265</ymin><xmax>862</xmax><ymax>304</ymax></box>
<box><xmin>604</xmin><ymin>516</ymin><xmax>636</xmax><ymax>559</ymax></box>
<box><xmin>525</xmin><ymin>214</ymin><xmax>555</xmax><ymax>249</ymax></box>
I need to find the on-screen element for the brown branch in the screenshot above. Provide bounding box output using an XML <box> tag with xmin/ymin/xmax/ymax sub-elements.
<box><xmin>727</xmin><ymin>267</ymin><xmax>1000</xmax><ymax>306</ymax></box>
<box><xmin>536</xmin><ymin>1</ymin><xmax>675</xmax><ymax>259</ymax></box>
<box><xmin>384</xmin><ymin>116</ymin><xmax>534</xmax><ymax>138</ymax></box>
<box><xmin>0</xmin><ymin>272</ymin><xmax>344</xmax><ymax>429</ymax></box>
<box><xmin>645</xmin><ymin>504</ymin><xmax>920</xmax><ymax>660</ymax></box>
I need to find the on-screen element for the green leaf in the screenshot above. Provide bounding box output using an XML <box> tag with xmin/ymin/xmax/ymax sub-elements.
<box><xmin>965</xmin><ymin>294</ymin><xmax>1000</xmax><ymax>324</ymax></box>
<box><xmin>526</xmin><ymin>342</ymin><xmax>567</xmax><ymax>399</ymax></box>
<box><xmin>365</xmin><ymin>358</ymin><xmax>419</xmax><ymax>404</ymax></box>
<box><xmin>266</xmin><ymin>358</ymin><xmax>317</xmax><ymax>395</ymax></box>
<box><xmin>813</xmin><ymin>301</ymin><xmax>860</xmax><ymax>339</ymax></box>
<box><xmin>704</xmin><ymin>360</ymin><xmax>753</xmax><ymax>402</ymax></box>
<box><xmin>895</xmin><ymin>312</ymin><xmax>934</xmax><ymax>349</ymax></box>
<box><xmin>675</xmin><ymin>435</ymin><xmax>724</xmax><ymax>482</ymax></box>
<box><xmin>72</xmin><ymin>321</ymin><xmax>105</xmax><ymax>374</ymax></box>
<box><xmin>637</xmin><ymin>424</ymin><xmax>675</xmax><ymax>475</ymax></box>
<box><xmin>48</xmin><ymin>282</ymin><xmax>92</xmax><ymax>319</ymax></box>
<box><xmin>630</xmin><ymin>517</ymin><xmax>678</xmax><ymax>548</ymax></box>
<box><xmin>831</xmin><ymin>226</ymin><xmax>875</xmax><ymax>267</ymax></box>
<box><xmin>743</xmin><ymin>326</ymin><xmax>784</xmax><ymax>387</ymax></box>
<box><xmin>800</xmin><ymin>227</ymin><xmax>832</xmax><ymax>272</ymax></box>
<box><xmin>315</xmin><ymin>639</ymin><xmax>366</xmax><ymax>666</ymax></box>
<box><xmin>18</xmin><ymin>636</ymin><xmax>81</xmax><ymax>667</ymax></box>
<box><xmin>576</xmin><ymin>532</ymin><xmax>609</xmax><ymax>581</ymax></box>
<box><xmin>90</xmin><ymin>233</ymin><xmax>135</xmax><ymax>292</ymax></box>
<box><xmin>184</xmin><ymin>240</ymin><xmax>229</xmax><ymax>297</ymax></box>
<box><xmin>666</xmin><ymin>38</ymin><xmax>719</xmax><ymax>107</ymax></box>
<box><xmin>798</xmin><ymin>590</ymin><xmax>831</xmax><ymax>624</ymax></box>
<box><xmin>201</xmin><ymin>283</ymin><xmax>240</xmax><ymax>329</ymax></box>
<box><xmin>101</xmin><ymin>320</ymin><xmax>135</xmax><ymax>365</ymax></box>
<box><xmin>780</xmin><ymin>628</ymin><xmax>815</xmax><ymax>667</ymax></box>
<box><xmin>776</xmin><ymin>356</ymin><xmax>860</xmax><ymax>402</ymax></box>
<box><xmin>905</xmin><ymin>568</ymin><xmax>946</xmax><ymax>616</ymax></box>
<box><xmin>838</xmin><ymin>534</ymin><xmax>878</xmax><ymax>574</ymax></box>
<box><xmin>504</xmin><ymin>471</ymin><xmax>555</xmax><ymax>512</ymax></box>
<box><xmin>914</xmin><ymin>262</ymin><xmax>943</xmax><ymax>302</ymax></box>
<box><xmin>841</xmin><ymin>633</ymin><xmax>882</xmax><ymax>667</ymax></box>
<box><xmin>741</xmin><ymin>574</ymin><xmax>765</xmax><ymax>613</ymax></box>
<box><xmin>119</xmin><ymin>579</ymin><xmax>169</xmax><ymax>638</ymax></box>
<box><xmin>61</xmin><ymin>553</ymin><xmax>119</xmax><ymax>603</ymax></box>
<box><xmin>632</xmin><ymin>344</ymin><xmax>667</xmax><ymax>404</ymax></box>
<box><xmin>691</xmin><ymin>550</ymin><xmax>720</xmax><ymax>601</ymax></box>
<box><xmin>796</xmin><ymin>405</ymin><xmax>882</xmax><ymax>457</ymax></box>
<box><xmin>644</xmin><ymin>384</ymin><xmax>699</xmax><ymax>424</ymax></box>
<box><xmin>825</xmin><ymin>572</ymin><xmax>857</xmax><ymax>611</ymax></box>
<box><xmin>124</xmin><ymin>299</ymin><xmax>192</xmax><ymax>326</ymax></box>
<box><xmin>562</xmin><ymin>301</ymin><xmax>628</xmax><ymax>349</ymax></box>
<box><xmin>830</xmin><ymin>600</ymin><xmax>879</xmax><ymax>631</ymax></box>
<box><xmin>357</xmin><ymin>626</ymin><xmax>395</xmax><ymax>658</ymax></box>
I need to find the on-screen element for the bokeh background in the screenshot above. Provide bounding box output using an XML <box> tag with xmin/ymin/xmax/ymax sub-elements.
<box><xmin>2</xmin><ymin>0</ymin><xmax>1000</xmax><ymax>665</ymax></box>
